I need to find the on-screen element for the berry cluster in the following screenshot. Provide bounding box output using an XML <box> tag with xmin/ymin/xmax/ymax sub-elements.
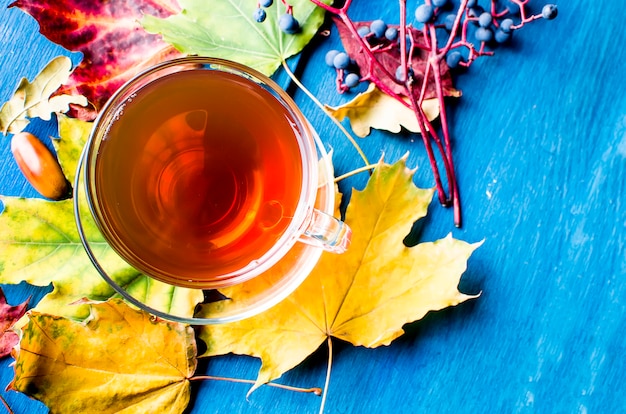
<box><xmin>324</xmin><ymin>49</ymin><xmax>361</xmax><ymax>90</ymax></box>
<box><xmin>437</xmin><ymin>0</ymin><xmax>557</xmax><ymax>68</ymax></box>
<box><xmin>254</xmin><ymin>0</ymin><xmax>301</xmax><ymax>34</ymax></box>
<box><xmin>252</xmin><ymin>0</ymin><xmax>557</xmax><ymax>226</ymax></box>
<box><xmin>325</xmin><ymin>19</ymin><xmax>403</xmax><ymax>92</ymax></box>
<box><xmin>312</xmin><ymin>0</ymin><xmax>557</xmax><ymax>226</ymax></box>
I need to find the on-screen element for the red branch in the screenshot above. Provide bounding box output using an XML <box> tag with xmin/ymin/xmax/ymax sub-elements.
<box><xmin>308</xmin><ymin>0</ymin><xmax>554</xmax><ymax>226</ymax></box>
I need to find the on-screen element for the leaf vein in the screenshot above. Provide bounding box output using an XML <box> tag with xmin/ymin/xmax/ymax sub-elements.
<box><xmin>329</xmin><ymin>172</ymin><xmax>408</xmax><ymax>331</ymax></box>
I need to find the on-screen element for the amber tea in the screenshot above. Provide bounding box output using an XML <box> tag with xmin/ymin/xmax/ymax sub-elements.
<box><xmin>92</xmin><ymin>69</ymin><xmax>306</xmax><ymax>286</ymax></box>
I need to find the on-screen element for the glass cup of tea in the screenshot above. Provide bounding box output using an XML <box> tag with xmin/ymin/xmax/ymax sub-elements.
<box><xmin>74</xmin><ymin>57</ymin><xmax>351</xmax><ymax>324</ymax></box>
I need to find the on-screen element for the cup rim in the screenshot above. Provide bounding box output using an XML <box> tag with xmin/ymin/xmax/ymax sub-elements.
<box><xmin>83</xmin><ymin>56</ymin><xmax>319</xmax><ymax>289</ymax></box>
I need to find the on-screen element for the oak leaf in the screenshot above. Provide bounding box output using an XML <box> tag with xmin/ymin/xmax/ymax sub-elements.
<box><xmin>142</xmin><ymin>0</ymin><xmax>331</xmax><ymax>77</ymax></box>
<box><xmin>326</xmin><ymin>83</ymin><xmax>441</xmax><ymax>137</ymax></box>
<box><xmin>9</xmin><ymin>299</ymin><xmax>196</xmax><ymax>413</ymax></box>
<box><xmin>0</xmin><ymin>287</ymin><xmax>29</xmax><ymax>358</ymax></box>
<box><xmin>0</xmin><ymin>56</ymin><xmax>87</xmax><ymax>134</ymax></box>
<box><xmin>196</xmin><ymin>157</ymin><xmax>480</xmax><ymax>388</ymax></box>
<box><xmin>0</xmin><ymin>116</ymin><xmax>203</xmax><ymax>320</ymax></box>
<box><xmin>10</xmin><ymin>0</ymin><xmax>183</xmax><ymax>120</ymax></box>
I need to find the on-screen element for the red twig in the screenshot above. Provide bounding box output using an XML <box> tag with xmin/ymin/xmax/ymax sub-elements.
<box><xmin>509</xmin><ymin>0</ymin><xmax>544</xmax><ymax>29</ymax></box>
<box><xmin>309</xmin><ymin>0</ymin><xmax>556</xmax><ymax>226</ymax></box>
<box><xmin>0</xmin><ymin>395</ymin><xmax>13</xmax><ymax>414</ymax></box>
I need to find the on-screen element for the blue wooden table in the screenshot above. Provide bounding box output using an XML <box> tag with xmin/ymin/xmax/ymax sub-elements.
<box><xmin>1</xmin><ymin>1</ymin><xmax>625</xmax><ymax>413</ymax></box>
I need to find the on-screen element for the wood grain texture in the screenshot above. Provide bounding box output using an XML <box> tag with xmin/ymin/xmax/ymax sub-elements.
<box><xmin>1</xmin><ymin>1</ymin><xmax>624</xmax><ymax>413</ymax></box>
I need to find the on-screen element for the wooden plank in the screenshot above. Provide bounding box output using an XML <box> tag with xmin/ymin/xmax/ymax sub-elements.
<box><xmin>0</xmin><ymin>1</ymin><xmax>624</xmax><ymax>413</ymax></box>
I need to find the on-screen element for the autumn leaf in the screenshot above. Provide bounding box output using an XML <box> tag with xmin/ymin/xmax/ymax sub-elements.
<box><xmin>0</xmin><ymin>287</ymin><xmax>29</xmax><ymax>358</ymax></box>
<box><xmin>326</xmin><ymin>83</ymin><xmax>441</xmax><ymax>137</ymax></box>
<box><xmin>142</xmin><ymin>0</ymin><xmax>331</xmax><ymax>77</ymax></box>
<box><xmin>196</xmin><ymin>156</ymin><xmax>480</xmax><ymax>388</ymax></box>
<box><xmin>0</xmin><ymin>56</ymin><xmax>87</xmax><ymax>134</ymax></box>
<box><xmin>10</xmin><ymin>0</ymin><xmax>183</xmax><ymax>120</ymax></box>
<box><xmin>0</xmin><ymin>116</ymin><xmax>204</xmax><ymax>320</ymax></box>
<box><xmin>333</xmin><ymin>17</ymin><xmax>459</xmax><ymax>101</ymax></box>
<box><xmin>52</xmin><ymin>114</ymin><xmax>92</xmax><ymax>184</ymax></box>
<box><xmin>9</xmin><ymin>299</ymin><xmax>196</xmax><ymax>413</ymax></box>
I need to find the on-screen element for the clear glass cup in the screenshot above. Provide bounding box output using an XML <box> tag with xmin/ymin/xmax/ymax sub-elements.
<box><xmin>74</xmin><ymin>57</ymin><xmax>350</xmax><ymax>324</ymax></box>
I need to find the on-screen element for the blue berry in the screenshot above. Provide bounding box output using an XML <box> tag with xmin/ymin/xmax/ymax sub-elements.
<box><xmin>279</xmin><ymin>13</ymin><xmax>300</xmax><ymax>34</ymax></box>
<box><xmin>415</xmin><ymin>4</ymin><xmax>434</xmax><ymax>23</ymax></box>
<box><xmin>494</xmin><ymin>28</ymin><xmax>511</xmax><ymax>43</ymax></box>
<box><xmin>384</xmin><ymin>27</ymin><xmax>398</xmax><ymax>41</ymax></box>
<box><xmin>325</xmin><ymin>50</ymin><xmax>340</xmax><ymax>67</ymax></box>
<box><xmin>253</xmin><ymin>8</ymin><xmax>266</xmax><ymax>23</ymax></box>
<box><xmin>500</xmin><ymin>18</ymin><xmax>514</xmax><ymax>33</ymax></box>
<box><xmin>395</xmin><ymin>65</ymin><xmax>407</xmax><ymax>82</ymax></box>
<box><xmin>259</xmin><ymin>0</ymin><xmax>273</xmax><ymax>7</ymax></box>
<box><xmin>475</xmin><ymin>26</ymin><xmax>493</xmax><ymax>42</ymax></box>
<box><xmin>357</xmin><ymin>26</ymin><xmax>370</xmax><ymax>37</ymax></box>
<box><xmin>370</xmin><ymin>19</ymin><xmax>387</xmax><ymax>38</ymax></box>
<box><xmin>542</xmin><ymin>4</ymin><xmax>558</xmax><ymax>20</ymax></box>
<box><xmin>446</xmin><ymin>51</ymin><xmax>463</xmax><ymax>68</ymax></box>
<box><xmin>467</xmin><ymin>0</ymin><xmax>478</xmax><ymax>7</ymax></box>
<box><xmin>344</xmin><ymin>73</ymin><xmax>360</xmax><ymax>88</ymax></box>
<box><xmin>333</xmin><ymin>52</ymin><xmax>351</xmax><ymax>70</ymax></box>
<box><xmin>444</xmin><ymin>14</ymin><xmax>457</xmax><ymax>31</ymax></box>
<box><xmin>432</xmin><ymin>0</ymin><xmax>449</xmax><ymax>7</ymax></box>
<box><xmin>478</xmin><ymin>12</ymin><xmax>492</xmax><ymax>28</ymax></box>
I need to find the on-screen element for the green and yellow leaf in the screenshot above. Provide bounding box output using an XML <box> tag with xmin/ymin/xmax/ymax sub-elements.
<box><xmin>142</xmin><ymin>0</ymin><xmax>331</xmax><ymax>77</ymax></box>
<box><xmin>0</xmin><ymin>117</ymin><xmax>203</xmax><ymax>320</ymax></box>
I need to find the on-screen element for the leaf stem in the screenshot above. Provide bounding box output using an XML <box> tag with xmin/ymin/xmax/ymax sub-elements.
<box><xmin>318</xmin><ymin>336</ymin><xmax>333</xmax><ymax>414</ymax></box>
<box><xmin>334</xmin><ymin>163</ymin><xmax>378</xmax><ymax>182</ymax></box>
<box><xmin>281</xmin><ymin>60</ymin><xmax>370</xmax><ymax>167</ymax></box>
<box><xmin>189</xmin><ymin>375</ymin><xmax>322</xmax><ymax>395</ymax></box>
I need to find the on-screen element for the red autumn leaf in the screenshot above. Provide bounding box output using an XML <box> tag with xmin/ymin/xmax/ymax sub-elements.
<box><xmin>0</xmin><ymin>288</ymin><xmax>28</xmax><ymax>358</ymax></box>
<box><xmin>10</xmin><ymin>0</ymin><xmax>183</xmax><ymax>121</ymax></box>
<box><xmin>333</xmin><ymin>17</ymin><xmax>457</xmax><ymax>101</ymax></box>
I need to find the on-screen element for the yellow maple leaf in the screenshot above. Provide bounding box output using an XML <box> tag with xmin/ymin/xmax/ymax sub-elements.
<box><xmin>196</xmin><ymin>156</ymin><xmax>480</xmax><ymax>389</ymax></box>
<box><xmin>9</xmin><ymin>299</ymin><xmax>196</xmax><ymax>414</ymax></box>
<box><xmin>325</xmin><ymin>83</ymin><xmax>453</xmax><ymax>137</ymax></box>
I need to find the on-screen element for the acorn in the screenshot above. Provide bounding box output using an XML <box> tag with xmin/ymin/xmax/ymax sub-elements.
<box><xmin>10</xmin><ymin>131</ymin><xmax>72</xmax><ymax>200</ymax></box>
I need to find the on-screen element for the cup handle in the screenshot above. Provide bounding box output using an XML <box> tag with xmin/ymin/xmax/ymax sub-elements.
<box><xmin>299</xmin><ymin>209</ymin><xmax>351</xmax><ymax>253</ymax></box>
